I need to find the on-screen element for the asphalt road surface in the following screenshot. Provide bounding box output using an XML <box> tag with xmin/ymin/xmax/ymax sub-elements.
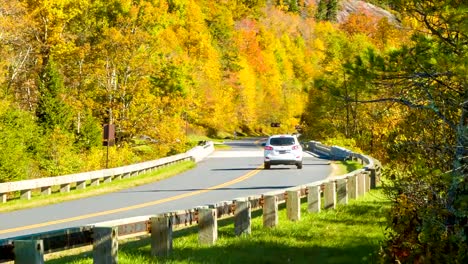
<box><xmin>0</xmin><ymin>138</ymin><xmax>331</xmax><ymax>240</ymax></box>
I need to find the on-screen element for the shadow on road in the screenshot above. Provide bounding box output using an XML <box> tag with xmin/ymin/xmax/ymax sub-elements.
<box><xmin>211</xmin><ymin>167</ymin><xmax>263</xmax><ymax>171</ymax></box>
<box><xmin>117</xmin><ymin>185</ymin><xmax>294</xmax><ymax>193</ymax></box>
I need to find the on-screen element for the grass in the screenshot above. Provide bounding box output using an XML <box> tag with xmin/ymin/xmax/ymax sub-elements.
<box><xmin>332</xmin><ymin>160</ymin><xmax>364</xmax><ymax>176</ymax></box>
<box><xmin>0</xmin><ymin>161</ymin><xmax>196</xmax><ymax>213</ymax></box>
<box><xmin>45</xmin><ymin>188</ymin><xmax>389</xmax><ymax>264</ymax></box>
<box><xmin>188</xmin><ymin>134</ymin><xmax>232</xmax><ymax>150</ymax></box>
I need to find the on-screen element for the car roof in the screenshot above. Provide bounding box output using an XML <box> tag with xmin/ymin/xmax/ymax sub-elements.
<box><xmin>268</xmin><ymin>134</ymin><xmax>296</xmax><ymax>138</ymax></box>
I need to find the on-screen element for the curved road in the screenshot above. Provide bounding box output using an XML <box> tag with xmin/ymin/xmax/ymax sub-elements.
<box><xmin>0</xmin><ymin>138</ymin><xmax>331</xmax><ymax>239</ymax></box>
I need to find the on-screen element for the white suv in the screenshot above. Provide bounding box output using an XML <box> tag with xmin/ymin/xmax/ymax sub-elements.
<box><xmin>263</xmin><ymin>135</ymin><xmax>303</xmax><ymax>169</ymax></box>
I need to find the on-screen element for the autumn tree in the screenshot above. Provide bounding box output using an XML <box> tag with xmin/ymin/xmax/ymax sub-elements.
<box><xmin>341</xmin><ymin>0</ymin><xmax>468</xmax><ymax>261</ymax></box>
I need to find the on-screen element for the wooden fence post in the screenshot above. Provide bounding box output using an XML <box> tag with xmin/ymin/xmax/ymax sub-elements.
<box><xmin>20</xmin><ymin>190</ymin><xmax>31</xmax><ymax>200</ymax></box>
<box><xmin>369</xmin><ymin>168</ymin><xmax>377</xmax><ymax>189</ymax></box>
<box><xmin>41</xmin><ymin>186</ymin><xmax>51</xmax><ymax>195</ymax></box>
<box><xmin>76</xmin><ymin>181</ymin><xmax>86</xmax><ymax>190</ymax></box>
<box><xmin>365</xmin><ymin>171</ymin><xmax>371</xmax><ymax>192</ymax></box>
<box><xmin>347</xmin><ymin>175</ymin><xmax>358</xmax><ymax>200</ymax></box>
<box><xmin>103</xmin><ymin>176</ymin><xmax>112</xmax><ymax>184</ymax></box>
<box><xmin>93</xmin><ymin>226</ymin><xmax>118</xmax><ymax>264</ymax></box>
<box><xmin>336</xmin><ymin>179</ymin><xmax>348</xmax><ymax>205</ymax></box>
<box><xmin>286</xmin><ymin>190</ymin><xmax>301</xmax><ymax>221</ymax></box>
<box><xmin>307</xmin><ymin>185</ymin><xmax>321</xmax><ymax>213</ymax></box>
<box><xmin>323</xmin><ymin>182</ymin><xmax>336</xmax><ymax>210</ymax></box>
<box><xmin>198</xmin><ymin>208</ymin><xmax>217</xmax><ymax>245</ymax></box>
<box><xmin>235</xmin><ymin>200</ymin><xmax>251</xmax><ymax>236</ymax></box>
<box><xmin>151</xmin><ymin>215</ymin><xmax>172</xmax><ymax>257</ymax></box>
<box><xmin>60</xmin><ymin>183</ymin><xmax>70</xmax><ymax>193</ymax></box>
<box><xmin>90</xmin><ymin>178</ymin><xmax>100</xmax><ymax>187</ymax></box>
<box><xmin>13</xmin><ymin>240</ymin><xmax>44</xmax><ymax>264</ymax></box>
<box><xmin>357</xmin><ymin>172</ymin><xmax>366</xmax><ymax>197</ymax></box>
<box><xmin>263</xmin><ymin>195</ymin><xmax>278</xmax><ymax>228</ymax></box>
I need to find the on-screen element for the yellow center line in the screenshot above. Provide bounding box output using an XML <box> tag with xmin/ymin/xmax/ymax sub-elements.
<box><xmin>0</xmin><ymin>164</ymin><xmax>263</xmax><ymax>235</ymax></box>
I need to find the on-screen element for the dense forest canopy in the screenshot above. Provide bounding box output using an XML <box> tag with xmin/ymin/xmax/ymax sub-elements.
<box><xmin>2</xmin><ymin>0</ymin><xmax>392</xmax><ymax>179</ymax></box>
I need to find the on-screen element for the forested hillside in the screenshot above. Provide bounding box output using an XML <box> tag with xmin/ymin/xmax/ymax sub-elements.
<box><xmin>0</xmin><ymin>0</ymin><xmax>399</xmax><ymax>180</ymax></box>
<box><xmin>0</xmin><ymin>0</ymin><xmax>467</xmax><ymax>261</ymax></box>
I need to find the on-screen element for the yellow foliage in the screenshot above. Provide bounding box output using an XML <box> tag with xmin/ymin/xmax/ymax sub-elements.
<box><xmin>237</xmin><ymin>57</ymin><xmax>258</xmax><ymax>126</ymax></box>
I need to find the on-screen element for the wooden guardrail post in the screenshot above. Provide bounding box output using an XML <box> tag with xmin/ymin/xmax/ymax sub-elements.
<box><xmin>41</xmin><ymin>186</ymin><xmax>51</xmax><ymax>195</ymax></box>
<box><xmin>90</xmin><ymin>178</ymin><xmax>100</xmax><ymax>187</ymax></box>
<box><xmin>234</xmin><ymin>200</ymin><xmax>251</xmax><ymax>236</ymax></box>
<box><xmin>347</xmin><ymin>175</ymin><xmax>358</xmax><ymax>200</ymax></box>
<box><xmin>151</xmin><ymin>215</ymin><xmax>172</xmax><ymax>257</ymax></box>
<box><xmin>365</xmin><ymin>171</ymin><xmax>371</xmax><ymax>192</ymax></box>
<box><xmin>1</xmin><ymin>193</ymin><xmax>6</xmax><ymax>203</ymax></box>
<box><xmin>198</xmin><ymin>208</ymin><xmax>217</xmax><ymax>245</ymax></box>
<box><xmin>60</xmin><ymin>183</ymin><xmax>71</xmax><ymax>193</ymax></box>
<box><xmin>336</xmin><ymin>179</ymin><xmax>347</xmax><ymax>205</ymax></box>
<box><xmin>368</xmin><ymin>167</ymin><xmax>377</xmax><ymax>188</ymax></box>
<box><xmin>357</xmin><ymin>172</ymin><xmax>366</xmax><ymax>197</ymax></box>
<box><xmin>286</xmin><ymin>190</ymin><xmax>300</xmax><ymax>221</ymax></box>
<box><xmin>103</xmin><ymin>176</ymin><xmax>112</xmax><ymax>184</ymax></box>
<box><xmin>20</xmin><ymin>189</ymin><xmax>31</xmax><ymax>200</ymax></box>
<box><xmin>263</xmin><ymin>195</ymin><xmax>278</xmax><ymax>228</ymax></box>
<box><xmin>323</xmin><ymin>181</ymin><xmax>336</xmax><ymax>210</ymax></box>
<box><xmin>76</xmin><ymin>181</ymin><xmax>86</xmax><ymax>190</ymax></box>
<box><xmin>93</xmin><ymin>226</ymin><xmax>118</xmax><ymax>264</ymax></box>
<box><xmin>307</xmin><ymin>185</ymin><xmax>321</xmax><ymax>213</ymax></box>
<box><xmin>13</xmin><ymin>240</ymin><xmax>44</xmax><ymax>264</ymax></box>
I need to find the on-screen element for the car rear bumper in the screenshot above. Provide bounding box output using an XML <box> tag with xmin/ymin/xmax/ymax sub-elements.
<box><xmin>266</xmin><ymin>159</ymin><xmax>301</xmax><ymax>165</ymax></box>
<box><xmin>264</xmin><ymin>154</ymin><xmax>303</xmax><ymax>165</ymax></box>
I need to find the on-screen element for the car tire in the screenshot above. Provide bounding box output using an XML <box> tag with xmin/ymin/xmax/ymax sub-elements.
<box><xmin>264</xmin><ymin>162</ymin><xmax>271</xmax><ymax>169</ymax></box>
<box><xmin>296</xmin><ymin>162</ymin><xmax>302</xmax><ymax>169</ymax></box>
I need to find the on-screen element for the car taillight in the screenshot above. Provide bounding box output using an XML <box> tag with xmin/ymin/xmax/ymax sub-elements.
<box><xmin>264</xmin><ymin>146</ymin><xmax>273</xmax><ymax>150</ymax></box>
<box><xmin>292</xmin><ymin>145</ymin><xmax>299</xmax><ymax>150</ymax></box>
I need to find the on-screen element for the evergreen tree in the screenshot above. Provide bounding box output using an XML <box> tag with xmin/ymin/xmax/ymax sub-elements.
<box><xmin>35</xmin><ymin>60</ymin><xmax>72</xmax><ymax>132</ymax></box>
<box><xmin>288</xmin><ymin>0</ymin><xmax>300</xmax><ymax>13</ymax></box>
<box><xmin>316</xmin><ymin>0</ymin><xmax>328</xmax><ymax>21</ymax></box>
<box><xmin>326</xmin><ymin>0</ymin><xmax>338</xmax><ymax>21</ymax></box>
<box><xmin>315</xmin><ymin>0</ymin><xmax>339</xmax><ymax>21</ymax></box>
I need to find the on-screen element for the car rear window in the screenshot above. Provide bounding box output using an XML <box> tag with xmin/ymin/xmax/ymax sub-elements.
<box><xmin>269</xmin><ymin>137</ymin><xmax>295</xmax><ymax>146</ymax></box>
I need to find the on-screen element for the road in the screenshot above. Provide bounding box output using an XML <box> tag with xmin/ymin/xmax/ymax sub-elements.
<box><xmin>0</xmin><ymin>138</ymin><xmax>331</xmax><ymax>240</ymax></box>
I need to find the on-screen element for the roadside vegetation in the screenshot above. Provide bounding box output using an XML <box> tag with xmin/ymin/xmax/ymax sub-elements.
<box><xmin>45</xmin><ymin>188</ymin><xmax>388</xmax><ymax>264</ymax></box>
<box><xmin>332</xmin><ymin>160</ymin><xmax>363</xmax><ymax>177</ymax></box>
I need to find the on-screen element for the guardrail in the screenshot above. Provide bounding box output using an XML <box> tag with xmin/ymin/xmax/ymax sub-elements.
<box><xmin>0</xmin><ymin>141</ymin><xmax>382</xmax><ymax>263</ymax></box>
<box><xmin>304</xmin><ymin>140</ymin><xmax>382</xmax><ymax>186</ymax></box>
<box><xmin>0</xmin><ymin>142</ymin><xmax>215</xmax><ymax>203</ymax></box>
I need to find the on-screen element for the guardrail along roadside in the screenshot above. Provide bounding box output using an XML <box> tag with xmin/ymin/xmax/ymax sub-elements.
<box><xmin>0</xmin><ymin>141</ymin><xmax>382</xmax><ymax>263</ymax></box>
<box><xmin>0</xmin><ymin>142</ymin><xmax>215</xmax><ymax>203</ymax></box>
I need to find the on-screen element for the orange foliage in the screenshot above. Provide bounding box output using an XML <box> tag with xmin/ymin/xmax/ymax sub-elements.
<box><xmin>340</xmin><ymin>8</ymin><xmax>380</xmax><ymax>37</ymax></box>
<box><xmin>235</xmin><ymin>19</ymin><xmax>267</xmax><ymax>73</ymax></box>
<box><xmin>339</xmin><ymin>7</ymin><xmax>404</xmax><ymax>50</ymax></box>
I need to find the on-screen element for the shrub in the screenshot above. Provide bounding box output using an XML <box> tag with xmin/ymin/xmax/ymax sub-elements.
<box><xmin>0</xmin><ymin>102</ymin><xmax>42</xmax><ymax>182</ymax></box>
<box><xmin>380</xmin><ymin>166</ymin><xmax>468</xmax><ymax>263</ymax></box>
